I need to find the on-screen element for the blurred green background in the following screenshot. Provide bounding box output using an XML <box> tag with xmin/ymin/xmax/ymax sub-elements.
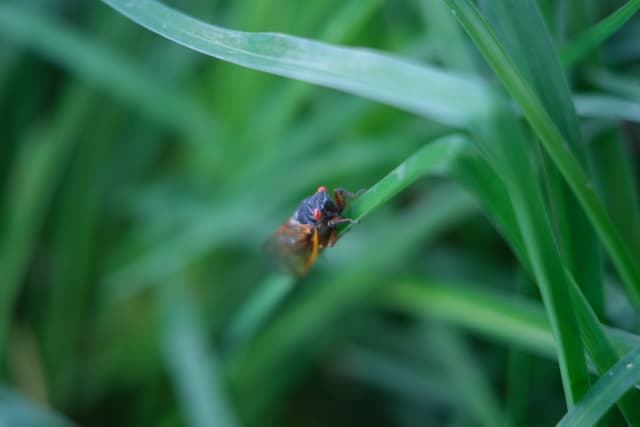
<box><xmin>1</xmin><ymin>0</ymin><xmax>640</xmax><ymax>426</ymax></box>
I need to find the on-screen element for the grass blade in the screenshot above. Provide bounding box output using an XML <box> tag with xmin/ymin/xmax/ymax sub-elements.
<box><xmin>0</xmin><ymin>386</ymin><xmax>77</xmax><ymax>427</ymax></box>
<box><xmin>560</xmin><ymin>0</ymin><xmax>640</xmax><ymax>67</ymax></box>
<box><xmin>444</xmin><ymin>0</ymin><xmax>640</xmax><ymax>313</ymax></box>
<box><xmin>345</xmin><ymin>134</ymin><xmax>467</xmax><ymax>222</ymax></box>
<box><xmin>480</xmin><ymin>0</ymin><xmax>604</xmax><ymax>318</ymax></box>
<box><xmin>0</xmin><ymin>84</ymin><xmax>93</xmax><ymax>361</ymax></box>
<box><xmin>383</xmin><ymin>279</ymin><xmax>556</xmax><ymax>358</ymax></box>
<box><xmin>225</xmin><ymin>134</ymin><xmax>470</xmax><ymax>356</ymax></box>
<box><xmin>160</xmin><ymin>281</ymin><xmax>239</xmax><ymax>427</ymax></box>
<box><xmin>100</xmin><ymin>0</ymin><xmax>494</xmax><ymax>126</ymax></box>
<box><xmin>0</xmin><ymin>3</ymin><xmax>218</xmax><ymax>146</ymax></box>
<box><xmin>557</xmin><ymin>346</ymin><xmax>640</xmax><ymax>427</ymax></box>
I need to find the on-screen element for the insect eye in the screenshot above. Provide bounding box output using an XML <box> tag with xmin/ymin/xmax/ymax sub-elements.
<box><xmin>317</xmin><ymin>186</ymin><xmax>328</xmax><ymax>193</ymax></box>
<box><xmin>312</xmin><ymin>208</ymin><xmax>323</xmax><ymax>221</ymax></box>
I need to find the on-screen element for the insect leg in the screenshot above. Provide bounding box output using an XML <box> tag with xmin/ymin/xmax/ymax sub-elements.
<box><xmin>334</xmin><ymin>187</ymin><xmax>366</xmax><ymax>209</ymax></box>
<box><xmin>327</xmin><ymin>217</ymin><xmax>360</xmax><ymax>227</ymax></box>
<box><xmin>326</xmin><ymin>228</ymin><xmax>338</xmax><ymax>247</ymax></box>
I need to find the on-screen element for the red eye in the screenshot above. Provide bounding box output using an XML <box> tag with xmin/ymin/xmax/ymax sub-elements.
<box><xmin>317</xmin><ymin>186</ymin><xmax>327</xmax><ymax>193</ymax></box>
<box><xmin>312</xmin><ymin>208</ymin><xmax>323</xmax><ymax>221</ymax></box>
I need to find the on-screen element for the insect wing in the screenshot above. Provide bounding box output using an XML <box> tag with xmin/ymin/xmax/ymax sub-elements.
<box><xmin>266</xmin><ymin>220</ymin><xmax>319</xmax><ymax>276</ymax></box>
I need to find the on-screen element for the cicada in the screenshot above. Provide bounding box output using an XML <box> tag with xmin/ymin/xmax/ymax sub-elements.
<box><xmin>267</xmin><ymin>186</ymin><xmax>361</xmax><ymax>277</ymax></box>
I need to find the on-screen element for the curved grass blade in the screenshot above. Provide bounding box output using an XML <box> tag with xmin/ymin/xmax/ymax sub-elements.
<box><xmin>560</xmin><ymin>0</ymin><xmax>640</xmax><ymax>68</ymax></box>
<box><xmin>101</xmin><ymin>0</ymin><xmax>495</xmax><ymax>126</ymax></box>
<box><xmin>556</xmin><ymin>346</ymin><xmax>640</xmax><ymax>427</ymax></box>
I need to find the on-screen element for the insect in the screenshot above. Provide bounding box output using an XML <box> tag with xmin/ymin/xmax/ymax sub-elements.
<box><xmin>267</xmin><ymin>186</ymin><xmax>361</xmax><ymax>277</ymax></box>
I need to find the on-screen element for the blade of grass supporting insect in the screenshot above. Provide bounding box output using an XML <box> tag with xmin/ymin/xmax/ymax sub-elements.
<box><xmin>0</xmin><ymin>3</ymin><xmax>219</xmax><ymax>147</ymax></box>
<box><xmin>229</xmin><ymin>185</ymin><xmax>477</xmax><ymax>423</ymax></box>
<box><xmin>0</xmin><ymin>386</ymin><xmax>78</xmax><ymax>427</ymax></box>
<box><xmin>103</xmin><ymin>131</ymin><xmax>416</xmax><ymax>300</ymax></box>
<box><xmin>345</xmin><ymin>134</ymin><xmax>467</xmax><ymax>222</ymax></box>
<box><xmin>223</xmin><ymin>133</ymin><xmax>468</xmax><ymax>355</ymax></box>
<box><xmin>560</xmin><ymin>0</ymin><xmax>640</xmax><ymax>68</ymax></box>
<box><xmin>480</xmin><ymin>0</ymin><xmax>604</xmax><ymax>321</ymax></box>
<box><xmin>0</xmin><ymin>84</ymin><xmax>93</xmax><ymax>364</ymax></box>
<box><xmin>556</xmin><ymin>346</ymin><xmax>640</xmax><ymax>427</ymax></box>
<box><xmin>159</xmin><ymin>280</ymin><xmax>239</xmax><ymax>427</ymax></box>
<box><xmin>100</xmin><ymin>0</ymin><xmax>495</xmax><ymax>127</ymax></box>
<box><xmin>444</xmin><ymin>0</ymin><xmax>640</xmax><ymax>313</ymax></box>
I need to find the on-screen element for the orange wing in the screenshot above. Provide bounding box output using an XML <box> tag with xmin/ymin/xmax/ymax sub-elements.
<box><xmin>266</xmin><ymin>220</ymin><xmax>320</xmax><ymax>277</ymax></box>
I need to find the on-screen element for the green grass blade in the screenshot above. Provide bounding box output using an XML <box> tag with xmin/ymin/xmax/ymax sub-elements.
<box><xmin>588</xmin><ymin>68</ymin><xmax>640</xmax><ymax>99</ymax></box>
<box><xmin>160</xmin><ymin>281</ymin><xmax>239</xmax><ymax>427</ymax></box>
<box><xmin>574</xmin><ymin>94</ymin><xmax>640</xmax><ymax>123</ymax></box>
<box><xmin>0</xmin><ymin>3</ymin><xmax>218</xmax><ymax>146</ymax></box>
<box><xmin>101</xmin><ymin>0</ymin><xmax>494</xmax><ymax>126</ymax></box>
<box><xmin>454</xmin><ymin>134</ymin><xmax>640</xmax><ymax>422</ymax></box>
<box><xmin>0</xmin><ymin>386</ymin><xmax>77</xmax><ymax>427</ymax></box>
<box><xmin>428</xmin><ymin>325</ymin><xmax>505</xmax><ymax>427</ymax></box>
<box><xmin>556</xmin><ymin>346</ymin><xmax>640</xmax><ymax>427</ymax></box>
<box><xmin>382</xmin><ymin>279</ymin><xmax>556</xmax><ymax>358</ymax></box>
<box><xmin>224</xmin><ymin>134</ymin><xmax>469</xmax><ymax>358</ymax></box>
<box><xmin>567</xmin><ymin>273</ymin><xmax>640</xmax><ymax>425</ymax></box>
<box><xmin>472</xmin><ymin>111</ymin><xmax>590</xmax><ymax>406</ymax></box>
<box><xmin>560</xmin><ymin>0</ymin><xmax>640</xmax><ymax>68</ymax></box>
<box><xmin>479</xmin><ymin>0</ymin><xmax>604</xmax><ymax>320</ymax></box>
<box><xmin>588</xmin><ymin>128</ymin><xmax>640</xmax><ymax>255</ymax></box>
<box><xmin>444</xmin><ymin>0</ymin><xmax>640</xmax><ymax>312</ymax></box>
<box><xmin>380</xmin><ymin>277</ymin><xmax>640</xmax><ymax>365</ymax></box>
<box><xmin>0</xmin><ymin>84</ymin><xmax>93</xmax><ymax>361</ymax></box>
<box><xmin>229</xmin><ymin>185</ymin><xmax>477</xmax><ymax>422</ymax></box>
<box><xmin>345</xmin><ymin>134</ymin><xmax>467</xmax><ymax>222</ymax></box>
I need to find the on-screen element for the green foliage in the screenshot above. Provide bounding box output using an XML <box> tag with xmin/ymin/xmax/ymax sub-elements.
<box><xmin>1</xmin><ymin>0</ymin><xmax>640</xmax><ymax>426</ymax></box>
